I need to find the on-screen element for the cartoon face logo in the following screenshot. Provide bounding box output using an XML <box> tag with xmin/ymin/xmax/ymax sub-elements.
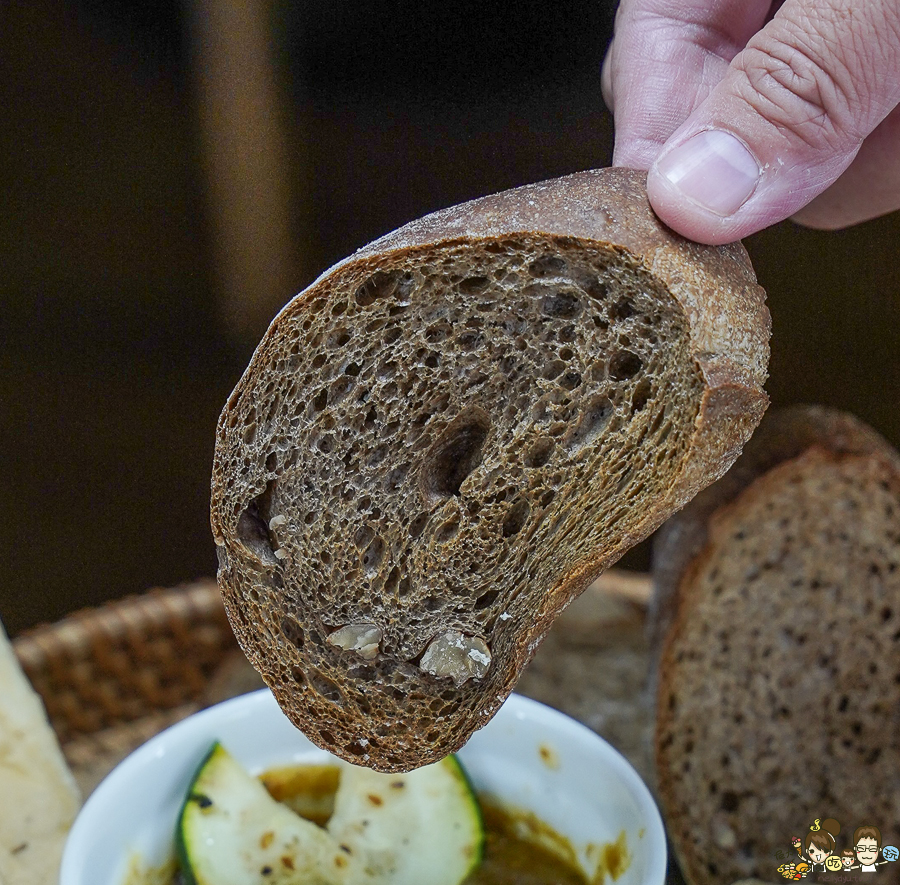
<box><xmin>808</xmin><ymin>843</ymin><xmax>830</xmax><ymax>864</ymax></box>
<box><xmin>856</xmin><ymin>836</ymin><xmax>880</xmax><ymax>866</ymax></box>
<box><xmin>778</xmin><ymin>818</ymin><xmax>898</xmax><ymax>878</ymax></box>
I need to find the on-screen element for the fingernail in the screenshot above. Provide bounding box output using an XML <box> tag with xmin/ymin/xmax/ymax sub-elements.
<box><xmin>656</xmin><ymin>130</ymin><xmax>760</xmax><ymax>217</ymax></box>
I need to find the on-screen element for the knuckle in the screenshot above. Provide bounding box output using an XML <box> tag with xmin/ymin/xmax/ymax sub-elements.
<box><xmin>735</xmin><ymin>27</ymin><xmax>860</xmax><ymax>151</ymax></box>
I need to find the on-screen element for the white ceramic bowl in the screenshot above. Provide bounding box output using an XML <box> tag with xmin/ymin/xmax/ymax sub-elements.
<box><xmin>60</xmin><ymin>690</ymin><xmax>666</xmax><ymax>885</ymax></box>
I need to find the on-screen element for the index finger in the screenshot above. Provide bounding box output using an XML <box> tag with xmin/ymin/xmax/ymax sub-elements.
<box><xmin>604</xmin><ymin>0</ymin><xmax>775</xmax><ymax>169</ymax></box>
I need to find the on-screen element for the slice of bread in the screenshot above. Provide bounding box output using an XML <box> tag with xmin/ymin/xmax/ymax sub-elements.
<box><xmin>210</xmin><ymin>167</ymin><xmax>770</xmax><ymax>771</ymax></box>
<box><xmin>652</xmin><ymin>406</ymin><xmax>900</xmax><ymax>885</ymax></box>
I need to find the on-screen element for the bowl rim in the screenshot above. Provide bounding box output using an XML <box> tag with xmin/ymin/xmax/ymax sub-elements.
<box><xmin>61</xmin><ymin>689</ymin><xmax>667</xmax><ymax>885</ymax></box>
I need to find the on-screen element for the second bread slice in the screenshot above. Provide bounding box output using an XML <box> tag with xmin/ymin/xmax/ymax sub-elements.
<box><xmin>653</xmin><ymin>406</ymin><xmax>900</xmax><ymax>884</ymax></box>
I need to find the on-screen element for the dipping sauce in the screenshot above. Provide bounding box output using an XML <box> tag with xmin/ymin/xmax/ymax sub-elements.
<box><xmin>467</xmin><ymin>802</ymin><xmax>586</xmax><ymax>885</ymax></box>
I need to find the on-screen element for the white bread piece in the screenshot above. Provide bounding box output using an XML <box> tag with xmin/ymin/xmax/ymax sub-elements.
<box><xmin>0</xmin><ymin>618</ymin><xmax>81</xmax><ymax>885</ymax></box>
<box><xmin>653</xmin><ymin>406</ymin><xmax>900</xmax><ymax>885</ymax></box>
<box><xmin>211</xmin><ymin>167</ymin><xmax>770</xmax><ymax>771</ymax></box>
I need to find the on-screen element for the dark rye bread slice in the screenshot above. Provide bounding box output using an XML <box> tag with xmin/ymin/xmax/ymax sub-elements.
<box><xmin>210</xmin><ymin>167</ymin><xmax>770</xmax><ymax>772</ymax></box>
<box><xmin>652</xmin><ymin>406</ymin><xmax>900</xmax><ymax>885</ymax></box>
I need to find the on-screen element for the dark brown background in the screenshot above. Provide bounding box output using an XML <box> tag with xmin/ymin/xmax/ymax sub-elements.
<box><xmin>3</xmin><ymin>0</ymin><xmax>899</xmax><ymax>636</ymax></box>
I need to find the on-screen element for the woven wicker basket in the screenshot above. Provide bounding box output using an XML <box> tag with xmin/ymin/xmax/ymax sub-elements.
<box><xmin>12</xmin><ymin>579</ymin><xmax>237</xmax><ymax>746</ymax></box>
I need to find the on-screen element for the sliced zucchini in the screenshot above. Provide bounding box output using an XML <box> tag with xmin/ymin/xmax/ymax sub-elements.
<box><xmin>176</xmin><ymin>743</ymin><xmax>361</xmax><ymax>885</ymax></box>
<box><xmin>176</xmin><ymin>743</ymin><xmax>483</xmax><ymax>885</ymax></box>
<box><xmin>328</xmin><ymin>755</ymin><xmax>484</xmax><ymax>885</ymax></box>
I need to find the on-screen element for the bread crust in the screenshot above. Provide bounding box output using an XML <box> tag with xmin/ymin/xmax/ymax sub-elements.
<box><xmin>211</xmin><ymin>168</ymin><xmax>770</xmax><ymax>770</ymax></box>
<box><xmin>652</xmin><ymin>406</ymin><xmax>900</xmax><ymax>885</ymax></box>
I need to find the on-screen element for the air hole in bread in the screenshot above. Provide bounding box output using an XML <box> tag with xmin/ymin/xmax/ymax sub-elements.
<box><xmin>409</xmin><ymin>512</ymin><xmax>429</xmax><ymax>539</ymax></box>
<box><xmin>456</xmin><ymin>331</ymin><xmax>483</xmax><ymax>350</ymax></box>
<box><xmin>541</xmin><ymin>290</ymin><xmax>581</xmax><ymax>319</ymax></box>
<box><xmin>420</xmin><ymin>408</ymin><xmax>491</xmax><ymax>501</ymax></box>
<box><xmin>280</xmin><ymin>615</ymin><xmax>304</xmax><ymax>651</ymax></box>
<box><xmin>502</xmin><ymin>498</ymin><xmax>530</xmax><ymax>538</ymax></box>
<box><xmin>474</xmin><ymin>589</ymin><xmax>500</xmax><ymax>611</ymax></box>
<box><xmin>459</xmin><ymin>276</ymin><xmax>490</xmax><ymax>294</ymax></box>
<box><xmin>384</xmin><ymin>463</ymin><xmax>409</xmax><ymax>493</ymax></box>
<box><xmin>525</xmin><ymin>437</ymin><xmax>554</xmax><ymax>468</ymax></box>
<box><xmin>631</xmin><ymin>380</ymin><xmax>652</xmax><ymax>413</ymax></box>
<box><xmin>346</xmin><ymin>740</ymin><xmax>370</xmax><ymax>756</ymax></box>
<box><xmin>361</xmin><ymin>536</ymin><xmax>386</xmax><ymax>575</ymax></box>
<box><xmin>354</xmin><ymin>525</ymin><xmax>375</xmax><ymax>550</ymax></box>
<box><xmin>355</xmin><ymin>270</ymin><xmax>400</xmax><ymax>306</ymax></box>
<box><xmin>609</xmin><ymin>349</ymin><xmax>643</xmax><ymax>381</ymax></box>
<box><xmin>425</xmin><ymin>322</ymin><xmax>452</xmax><ymax>343</ymax></box>
<box><xmin>329</xmin><ymin>376</ymin><xmax>354</xmax><ymax>404</ymax></box>
<box><xmin>609</xmin><ymin>296</ymin><xmax>635</xmax><ymax>320</ymax></box>
<box><xmin>329</xmin><ymin>329</ymin><xmax>351</xmax><ymax>348</ymax></box>
<box><xmin>542</xmin><ymin>359</ymin><xmax>567</xmax><ymax>380</ymax></box>
<box><xmin>719</xmin><ymin>792</ymin><xmax>739</xmax><ymax>812</ymax></box>
<box><xmin>560</xmin><ymin>371</ymin><xmax>582</xmax><ymax>391</ymax></box>
<box><xmin>565</xmin><ymin>395</ymin><xmax>612</xmax><ymax>451</ymax></box>
<box><xmin>528</xmin><ymin>255</ymin><xmax>567</xmax><ymax>277</ymax></box>
<box><xmin>309</xmin><ymin>671</ymin><xmax>343</xmax><ymax>705</ymax></box>
<box><xmin>236</xmin><ymin>489</ymin><xmax>278</xmax><ymax>565</ymax></box>
<box><xmin>434</xmin><ymin>518</ymin><xmax>460</xmax><ymax>544</ymax></box>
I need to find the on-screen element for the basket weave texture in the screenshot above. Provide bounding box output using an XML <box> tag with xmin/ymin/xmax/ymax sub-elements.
<box><xmin>12</xmin><ymin>579</ymin><xmax>237</xmax><ymax>746</ymax></box>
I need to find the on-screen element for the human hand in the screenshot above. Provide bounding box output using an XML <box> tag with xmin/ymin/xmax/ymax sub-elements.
<box><xmin>601</xmin><ymin>0</ymin><xmax>900</xmax><ymax>244</ymax></box>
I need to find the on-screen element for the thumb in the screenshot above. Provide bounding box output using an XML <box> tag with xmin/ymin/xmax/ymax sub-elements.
<box><xmin>646</xmin><ymin>0</ymin><xmax>900</xmax><ymax>244</ymax></box>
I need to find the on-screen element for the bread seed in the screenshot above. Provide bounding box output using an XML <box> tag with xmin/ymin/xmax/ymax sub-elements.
<box><xmin>419</xmin><ymin>631</ymin><xmax>491</xmax><ymax>685</ymax></box>
<box><xmin>326</xmin><ymin>624</ymin><xmax>383</xmax><ymax>660</ymax></box>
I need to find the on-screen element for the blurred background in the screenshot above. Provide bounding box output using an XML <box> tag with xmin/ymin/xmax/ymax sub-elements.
<box><xmin>3</xmin><ymin>0</ymin><xmax>899</xmax><ymax>636</ymax></box>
